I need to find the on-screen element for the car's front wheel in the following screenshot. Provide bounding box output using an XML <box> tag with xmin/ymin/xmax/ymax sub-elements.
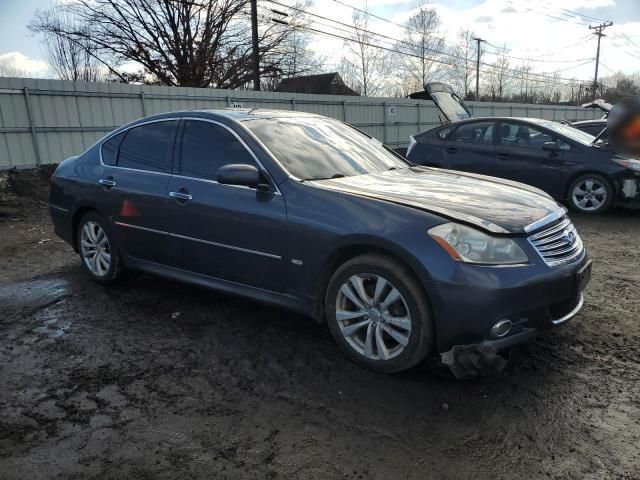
<box><xmin>77</xmin><ymin>211</ymin><xmax>123</xmax><ymax>284</ymax></box>
<box><xmin>568</xmin><ymin>174</ymin><xmax>614</xmax><ymax>214</ymax></box>
<box><xmin>325</xmin><ymin>254</ymin><xmax>433</xmax><ymax>373</ymax></box>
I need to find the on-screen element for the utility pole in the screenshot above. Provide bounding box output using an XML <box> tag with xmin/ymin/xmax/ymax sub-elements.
<box><xmin>589</xmin><ymin>21</ymin><xmax>613</xmax><ymax>97</ymax></box>
<box><xmin>473</xmin><ymin>37</ymin><xmax>485</xmax><ymax>101</ymax></box>
<box><xmin>250</xmin><ymin>0</ymin><xmax>260</xmax><ymax>91</ymax></box>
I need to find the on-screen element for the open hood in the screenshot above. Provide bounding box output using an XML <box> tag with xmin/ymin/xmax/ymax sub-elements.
<box><xmin>581</xmin><ymin>99</ymin><xmax>612</xmax><ymax>117</ymax></box>
<box><xmin>408</xmin><ymin>82</ymin><xmax>473</xmax><ymax>124</ymax></box>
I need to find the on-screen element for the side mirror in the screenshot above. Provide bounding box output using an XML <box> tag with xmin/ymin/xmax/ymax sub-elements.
<box><xmin>216</xmin><ymin>164</ymin><xmax>262</xmax><ymax>188</ymax></box>
<box><xmin>542</xmin><ymin>141</ymin><xmax>559</xmax><ymax>152</ymax></box>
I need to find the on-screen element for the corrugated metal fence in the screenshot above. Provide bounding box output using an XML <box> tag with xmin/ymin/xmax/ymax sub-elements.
<box><xmin>0</xmin><ymin>76</ymin><xmax>601</xmax><ymax>169</ymax></box>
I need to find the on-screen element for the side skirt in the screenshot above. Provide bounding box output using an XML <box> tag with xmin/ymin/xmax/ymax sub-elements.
<box><xmin>125</xmin><ymin>256</ymin><xmax>315</xmax><ymax>318</ymax></box>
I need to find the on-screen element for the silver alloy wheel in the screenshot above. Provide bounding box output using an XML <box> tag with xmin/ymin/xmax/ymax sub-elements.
<box><xmin>335</xmin><ymin>273</ymin><xmax>412</xmax><ymax>361</ymax></box>
<box><xmin>572</xmin><ymin>179</ymin><xmax>607</xmax><ymax>211</ymax></box>
<box><xmin>80</xmin><ymin>221</ymin><xmax>111</xmax><ymax>277</ymax></box>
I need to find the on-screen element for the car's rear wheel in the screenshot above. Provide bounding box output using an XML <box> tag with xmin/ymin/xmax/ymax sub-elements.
<box><xmin>568</xmin><ymin>174</ymin><xmax>614</xmax><ymax>214</ymax></box>
<box><xmin>325</xmin><ymin>254</ymin><xmax>433</xmax><ymax>373</ymax></box>
<box><xmin>77</xmin><ymin>211</ymin><xmax>123</xmax><ymax>284</ymax></box>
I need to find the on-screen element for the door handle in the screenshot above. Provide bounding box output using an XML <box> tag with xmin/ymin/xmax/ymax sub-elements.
<box><xmin>445</xmin><ymin>146</ymin><xmax>457</xmax><ymax>153</ymax></box>
<box><xmin>99</xmin><ymin>178</ymin><xmax>116</xmax><ymax>188</ymax></box>
<box><xmin>169</xmin><ymin>191</ymin><xmax>192</xmax><ymax>202</ymax></box>
<box><xmin>496</xmin><ymin>154</ymin><xmax>510</xmax><ymax>161</ymax></box>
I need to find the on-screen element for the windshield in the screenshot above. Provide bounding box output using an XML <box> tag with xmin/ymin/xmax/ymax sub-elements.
<box><xmin>243</xmin><ymin>117</ymin><xmax>409</xmax><ymax>181</ymax></box>
<box><xmin>528</xmin><ymin>119</ymin><xmax>597</xmax><ymax>145</ymax></box>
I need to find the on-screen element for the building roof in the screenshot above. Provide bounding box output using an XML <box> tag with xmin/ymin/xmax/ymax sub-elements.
<box><xmin>275</xmin><ymin>73</ymin><xmax>359</xmax><ymax>96</ymax></box>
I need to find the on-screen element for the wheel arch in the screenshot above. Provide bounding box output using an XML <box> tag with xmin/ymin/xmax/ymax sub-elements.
<box><xmin>564</xmin><ymin>170</ymin><xmax>617</xmax><ymax>201</ymax></box>
<box><xmin>312</xmin><ymin>240</ymin><xmax>435</xmax><ymax>328</ymax></box>
<box><xmin>70</xmin><ymin>204</ymin><xmax>104</xmax><ymax>252</ymax></box>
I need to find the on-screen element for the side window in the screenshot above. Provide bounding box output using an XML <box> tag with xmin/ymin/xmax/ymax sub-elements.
<box><xmin>118</xmin><ymin>121</ymin><xmax>177</xmax><ymax>173</ymax></box>
<box><xmin>101</xmin><ymin>132</ymin><xmax>126</xmax><ymax>166</ymax></box>
<box><xmin>179</xmin><ymin>120</ymin><xmax>255</xmax><ymax>181</ymax></box>
<box><xmin>451</xmin><ymin>122</ymin><xmax>495</xmax><ymax>145</ymax></box>
<box><xmin>499</xmin><ymin>122</ymin><xmax>552</xmax><ymax>149</ymax></box>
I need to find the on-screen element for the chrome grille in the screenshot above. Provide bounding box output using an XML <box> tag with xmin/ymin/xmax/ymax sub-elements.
<box><xmin>528</xmin><ymin>216</ymin><xmax>583</xmax><ymax>266</ymax></box>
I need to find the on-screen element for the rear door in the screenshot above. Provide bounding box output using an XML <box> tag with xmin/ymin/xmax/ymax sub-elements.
<box><xmin>98</xmin><ymin>119</ymin><xmax>178</xmax><ymax>266</ymax></box>
<box><xmin>165</xmin><ymin>119</ymin><xmax>287</xmax><ymax>292</ymax></box>
<box><xmin>444</xmin><ymin>120</ymin><xmax>497</xmax><ymax>175</ymax></box>
<box><xmin>493</xmin><ymin>120</ymin><xmax>566</xmax><ymax>197</ymax></box>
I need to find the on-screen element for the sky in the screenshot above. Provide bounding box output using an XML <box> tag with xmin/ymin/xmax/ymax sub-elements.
<box><xmin>1</xmin><ymin>0</ymin><xmax>639</xmax><ymax>84</ymax></box>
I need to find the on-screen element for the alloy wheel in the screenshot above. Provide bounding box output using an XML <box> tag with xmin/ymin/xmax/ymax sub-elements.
<box><xmin>80</xmin><ymin>221</ymin><xmax>111</xmax><ymax>277</ymax></box>
<box><xmin>572</xmin><ymin>179</ymin><xmax>607</xmax><ymax>211</ymax></box>
<box><xmin>335</xmin><ymin>273</ymin><xmax>412</xmax><ymax>361</ymax></box>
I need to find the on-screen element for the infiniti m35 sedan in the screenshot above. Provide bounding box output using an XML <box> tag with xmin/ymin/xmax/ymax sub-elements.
<box><xmin>49</xmin><ymin>109</ymin><xmax>591</xmax><ymax>373</ymax></box>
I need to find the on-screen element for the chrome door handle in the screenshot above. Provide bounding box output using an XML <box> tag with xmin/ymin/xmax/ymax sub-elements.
<box><xmin>169</xmin><ymin>191</ymin><xmax>192</xmax><ymax>201</ymax></box>
<box><xmin>99</xmin><ymin>178</ymin><xmax>116</xmax><ymax>187</ymax></box>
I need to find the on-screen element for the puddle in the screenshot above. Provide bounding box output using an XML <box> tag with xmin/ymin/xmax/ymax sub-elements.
<box><xmin>31</xmin><ymin>300</ymin><xmax>72</xmax><ymax>338</ymax></box>
<box><xmin>0</xmin><ymin>278</ymin><xmax>69</xmax><ymax>312</ymax></box>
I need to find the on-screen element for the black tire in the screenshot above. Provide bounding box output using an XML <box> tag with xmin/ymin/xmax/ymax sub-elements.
<box><xmin>76</xmin><ymin>211</ymin><xmax>123</xmax><ymax>284</ymax></box>
<box><xmin>324</xmin><ymin>253</ymin><xmax>433</xmax><ymax>373</ymax></box>
<box><xmin>567</xmin><ymin>174</ymin><xmax>614</xmax><ymax>214</ymax></box>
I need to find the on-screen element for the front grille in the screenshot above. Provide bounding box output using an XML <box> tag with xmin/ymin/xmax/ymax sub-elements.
<box><xmin>528</xmin><ymin>216</ymin><xmax>583</xmax><ymax>266</ymax></box>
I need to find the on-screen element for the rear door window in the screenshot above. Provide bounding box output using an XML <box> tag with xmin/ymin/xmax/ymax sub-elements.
<box><xmin>117</xmin><ymin>121</ymin><xmax>178</xmax><ymax>173</ymax></box>
<box><xmin>451</xmin><ymin>122</ymin><xmax>495</xmax><ymax>145</ymax></box>
<box><xmin>178</xmin><ymin>120</ymin><xmax>255</xmax><ymax>181</ymax></box>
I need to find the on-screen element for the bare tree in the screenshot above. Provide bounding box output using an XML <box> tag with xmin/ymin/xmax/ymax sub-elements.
<box><xmin>486</xmin><ymin>49</ymin><xmax>512</xmax><ymax>101</ymax></box>
<box><xmin>339</xmin><ymin>5</ymin><xmax>390</xmax><ymax>96</ymax></box>
<box><xmin>516</xmin><ymin>60</ymin><xmax>534</xmax><ymax>102</ymax></box>
<box><xmin>29</xmin><ymin>0</ymin><xmax>304</xmax><ymax>88</ymax></box>
<box><xmin>0</xmin><ymin>60</ymin><xmax>28</xmax><ymax>78</ymax></box>
<box><xmin>449</xmin><ymin>28</ymin><xmax>476</xmax><ymax>99</ymax></box>
<box><xmin>36</xmin><ymin>10</ymin><xmax>102</xmax><ymax>82</ymax></box>
<box><xmin>396</xmin><ymin>3</ymin><xmax>445</xmax><ymax>93</ymax></box>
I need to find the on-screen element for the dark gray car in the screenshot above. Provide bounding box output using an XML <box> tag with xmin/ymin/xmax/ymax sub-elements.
<box><xmin>50</xmin><ymin>109</ymin><xmax>592</xmax><ymax>374</ymax></box>
<box><xmin>407</xmin><ymin>83</ymin><xmax>640</xmax><ymax>214</ymax></box>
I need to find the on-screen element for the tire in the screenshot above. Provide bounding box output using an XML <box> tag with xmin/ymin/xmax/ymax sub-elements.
<box><xmin>76</xmin><ymin>211</ymin><xmax>123</xmax><ymax>284</ymax></box>
<box><xmin>324</xmin><ymin>253</ymin><xmax>433</xmax><ymax>373</ymax></box>
<box><xmin>567</xmin><ymin>174</ymin><xmax>614</xmax><ymax>214</ymax></box>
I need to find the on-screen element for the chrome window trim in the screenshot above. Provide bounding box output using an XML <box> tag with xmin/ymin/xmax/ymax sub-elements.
<box><xmin>98</xmin><ymin>116</ymin><xmax>281</xmax><ymax>194</ymax></box>
<box><xmin>114</xmin><ymin>221</ymin><xmax>281</xmax><ymax>260</ymax></box>
<box><xmin>99</xmin><ymin>117</ymin><xmax>180</xmax><ymax>175</ymax></box>
<box><xmin>523</xmin><ymin>208</ymin><xmax>568</xmax><ymax>233</ymax></box>
<box><xmin>170</xmin><ymin>173</ymin><xmax>282</xmax><ymax>196</ymax></box>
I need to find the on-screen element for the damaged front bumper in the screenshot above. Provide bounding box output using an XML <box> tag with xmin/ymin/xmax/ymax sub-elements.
<box><xmin>438</xmin><ymin>293</ymin><xmax>585</xmax><ymax>378</ymax></box>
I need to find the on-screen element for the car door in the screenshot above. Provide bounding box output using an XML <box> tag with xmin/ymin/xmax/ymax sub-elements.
<box><xmin>493</xmin><ymin>120</ymin><xmax>566</xmax><ymax>197</ymax></box>
<box><xmin>443</xmin><ymin>120</ymin><xmax>497</xmax><ymax>175</ymax></box>
<box><xmin>165</xmin><ymin>118</ymin><xmax>287</xmax><ymax>292</ymax></box>
<box><xmin>98</xmin><ymin>119</ymin><xmax>178</xmax><ymax>266</ymax></box>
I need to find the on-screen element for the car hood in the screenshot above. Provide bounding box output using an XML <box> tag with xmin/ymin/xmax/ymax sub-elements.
<box><xmin>310</xmin><ymin>167</ymin><xmax>564</xmax><ymax>235</ymax></box>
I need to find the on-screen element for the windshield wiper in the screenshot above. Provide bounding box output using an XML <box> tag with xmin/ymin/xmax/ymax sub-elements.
<box><xmin>303</xmin><ymin>173</ymin><xmax>346</xmax><ymax>181</ymax></box>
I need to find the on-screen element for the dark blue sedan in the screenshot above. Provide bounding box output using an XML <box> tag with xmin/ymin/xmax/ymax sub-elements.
<box><xmin>49</xmin><ymin>109</ymin><xmax>591</xmax><ymax>374</ymax></box>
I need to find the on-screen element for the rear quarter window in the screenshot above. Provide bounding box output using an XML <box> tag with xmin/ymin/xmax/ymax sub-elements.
<box><xmin>100</xmin><ymin>132</ymin><xmax>126</xmax><ymax>166</ymax></box>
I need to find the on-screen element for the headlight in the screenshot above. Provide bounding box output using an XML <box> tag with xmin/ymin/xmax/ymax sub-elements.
<box><xmin>428</xmin><ymin>223</ymin><xmax>528</xmax><ymax>265</ymax></box>
<box><xmin>613</xmin><ymin>158</ymin><xmax>640</xmax><ymax>172</ymax></box>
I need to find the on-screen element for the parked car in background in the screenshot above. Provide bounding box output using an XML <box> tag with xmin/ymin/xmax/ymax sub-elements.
<box><xmin>50</xmin><ymin>109</ymin><xmax>591</xmax><ymax>375</ymax></box>
<box><xmin>569</xmin><ymin>99</ymin><xmax>611</xmax><ymax>139</ymax></box>
<box><xmin>407</xmin><ymin>83</ymin><xmax>640</xmax><ymax>214</ymax></box>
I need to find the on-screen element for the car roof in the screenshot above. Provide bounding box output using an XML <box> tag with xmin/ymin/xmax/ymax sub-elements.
<box><xmin>572</xmin><ymin>119</ymin><xmax>607</xmax><ymax>126</ymax></box>
<box><xmin>137</xmin><ymin>108</ymin><xmax>327</xmax><ymax>123</ymax></box>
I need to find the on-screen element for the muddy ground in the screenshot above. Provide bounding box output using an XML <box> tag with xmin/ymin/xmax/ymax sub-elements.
<box><xmin>0</xmin><ymin>167</ymin><xmax>639</xmax><ymax>479</ymax></box>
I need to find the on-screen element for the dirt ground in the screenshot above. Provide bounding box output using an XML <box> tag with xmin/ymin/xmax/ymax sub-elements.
<box><xmin>1</xmin><ymin>167</ymin><xmax>639</xmax><ymax>479</ymax></box>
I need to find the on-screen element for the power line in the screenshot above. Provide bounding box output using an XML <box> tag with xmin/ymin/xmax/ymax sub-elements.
<box><xmin>260</xmin><ymin>1</ymin><xmax>593</xmax><ymax>86</ymax></box>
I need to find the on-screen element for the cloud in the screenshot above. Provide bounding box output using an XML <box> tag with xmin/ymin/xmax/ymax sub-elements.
<box><xmin>475</xmin><ymin>15</ymin><xmax>494</xmax><ymax>23</ymax></box>
<box><xmin>500</xmin><ymin>6</ymin><xmax>517</xmax><ymax>14</ymax></box>
<box><xmin>0</xmin><ymin>52</ymin><xmax>48</xmax><ymax>76</ymax></box>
